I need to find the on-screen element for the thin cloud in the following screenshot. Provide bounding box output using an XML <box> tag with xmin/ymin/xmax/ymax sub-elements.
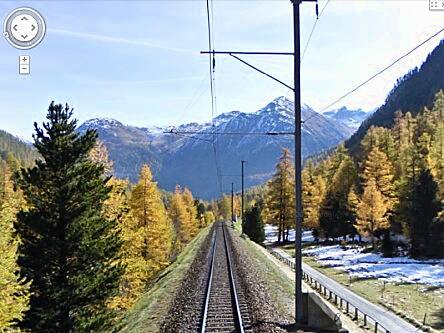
<box><xmin>68</xmin><ymin>74</ymin><xmax>207</xmax><ymax>86</ymax></box>
<box><xmin>48</xmin><ymin>28</ymin><xmax>196</xmax><ymax>55</ymax></box>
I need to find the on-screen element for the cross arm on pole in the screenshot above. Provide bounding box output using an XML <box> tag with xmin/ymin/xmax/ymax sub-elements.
<box><xmin>200</xmin><ymin>50</ymin><xmax>295</xmax><ymax>91</ymax></box>
<box><xmin>229</xmin><ymin>54</ymin><xmax>295</xmax><ymax>91</ymax></box>
<box><xmin>201</xmin><ymin>51</ymin><xmax>294</xmax><ymax>56</ymax></box>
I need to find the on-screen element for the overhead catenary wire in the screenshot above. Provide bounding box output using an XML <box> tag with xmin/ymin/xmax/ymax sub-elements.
<box><xmin>319</xmin><ymin>26</ymin><xmax>444</xmax><ymax>113</ymax></box>
<box><xmin>168</xmin><ymin>130</ymin><xmax>294</xmax><ymax>136</ymax></box>
<box><xmin>301</xmin><ymin>0</ymin><xmax>331</xmax><ymax>62</ymax></box>
<box><xmin>206</xmin><ymin>0</ymin><xmax>223</xmax><ymax>195</ymax></box>
<box><xmin>174</xmin><ymin>74</ymin><xmax>209</xmax><ymax>124</ymax></box>
<box><xmin>230</xmin><ymin>54</ymin><xmax>294</xmax><ymax>91</ymax></box>
<box><xmin>206</xmin><ymin>0</ymin><xmax>215</xmax><ymax>124</ymax></box>
<box><xmin>172</xmin><ymin>132</ymin><xmax>213</xmax><ymax>143</ymax></box>
<box><xmin>168</xmin><ymin>6</ymin><xmax>444</xmax><ymax>153</ymax></box>
<box><xmin>301</xmin><ymin>25</ymin><xmax>444</xmax><ymax>125</ymax></box>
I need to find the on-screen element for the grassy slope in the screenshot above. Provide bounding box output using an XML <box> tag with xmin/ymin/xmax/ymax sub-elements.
<box><xmin>115</xmin><ymin>226</ymin><xmax>211</xmax><ymax>333</ymax></box>
<box><xmin>279</xmin><ymin>245</ymin><xmax>444</xmax><ymax>331</ymax></box>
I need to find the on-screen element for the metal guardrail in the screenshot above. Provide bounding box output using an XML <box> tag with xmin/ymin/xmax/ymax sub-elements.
<box><xmin>267</xmin><ymin>247</ymin><xmax>392</xmax><ymax>333</ymax></box>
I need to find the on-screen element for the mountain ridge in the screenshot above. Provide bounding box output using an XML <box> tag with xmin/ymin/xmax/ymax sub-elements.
<box><xmin>346</xmin><ymin>38</ymin><xmax>444</xmax><ymax>153</ymax></box>
<box><xmin>323</xmin><ymin>106</ymin><xmax>373</xmax><ymax>130</ymax></box>
<box><xmin>78</xmin><ymin>96</ymin><xmax>355</xmax><ymax>198</ymax></box>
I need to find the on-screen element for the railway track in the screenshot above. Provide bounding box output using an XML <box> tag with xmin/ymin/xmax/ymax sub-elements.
<box><xmin>201</xmin><ymin>222</ymin><xmax>252</xmax><ymax>333</ymax></box>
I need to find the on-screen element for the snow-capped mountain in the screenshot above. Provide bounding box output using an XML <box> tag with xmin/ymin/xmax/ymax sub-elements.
<box><xmin>323</xmin><ymin>106</ymin><xmax>372</xmax><ymax>130</ymax></box>
<box><xmin>79</xmin><ymin>96</ymin><xmax>353</xmax><ymax>198</ymax></box>
<box><xmin>82</xmin><ymin>118</ymin><xmax>124</xmax><ymax>129</ymax></box>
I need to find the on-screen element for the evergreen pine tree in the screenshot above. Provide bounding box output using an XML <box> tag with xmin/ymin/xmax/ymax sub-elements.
<box><xmin>407</xmin><ymin>169</ymin><xmax>440</xmax><ymax>257</ymax></box>
<box><xmin>430</xmin><ymin>91</ymin><xmax>444</xmax><ymax>212</ymax></box>
<box><xmin>243</xmin><ymin>203</ymin><xmax>265</xmax><ymax>243</ymax></box>
<box><xmin>15</xmin><ymin>103</ymin><xmax>123</xmax><ymax>332</ymax></box>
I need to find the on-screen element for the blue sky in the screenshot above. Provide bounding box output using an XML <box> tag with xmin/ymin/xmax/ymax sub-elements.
<box><xmin>0</xmin><ymin>0</ymin><xmax>443</xmax><ymax>139</ymax></box>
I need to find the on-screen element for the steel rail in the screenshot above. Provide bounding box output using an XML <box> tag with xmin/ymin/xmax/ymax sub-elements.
<box><xmin>201</xmin><ymin>228</ymin><xmax>217</xmax><ymax>333</ymax></box>
<box><xmin>200</xmin><ymin>223</ymin><xmax>245</xmax><ymax>333</ymax></box>
<box><xmin>222</xmin><ymin>223</ymin><xmax>245</xmax><ymax>333</ymax></box>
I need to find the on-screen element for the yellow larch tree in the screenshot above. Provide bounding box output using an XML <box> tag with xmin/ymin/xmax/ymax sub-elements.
<box><xmin>169</xmin><ymin>186</ymin><xmax>189</xmax><ymax>254</ymax></box>
<box><xmin>169</xmin><ymin>186</ymin><xmax>199</xmax><ymax>254</ymax></box>
<box><xmin>355</xmin><ymin>179</ymin><xmax>390</xmax><ymax>248</ymax></box>
<box><xmin>113</xmin><ymin>165</ymin><xmax>173</xmax><ymax>309</ymax></box>
<box><xmin>89</xmin><ymin>140</ymin><xmax>114</xmax><ymax>176</ymax></box>
<box><xmin>303</xmin><ymin>160</ymin><xmax>326</xmax><ymax>231</ymax></box>
<box><xmin>263</xmin><ymin>148</ymin><xmax>295</xmax><ymax>243</ymax></box>
<box><xmin>218</xmin><ymin>195</ymin><xmax>231</xmax><ymax>221</ymax></box>
<box><xmin>181</xmin><ymin>187</ymin><xmax>199</xmax><ymax>241</ymax></box>
<box><xmin>0</xmin><ymin>162</ymin><xmax>30</xmax><ymax>329</ymax></box>
<box><xmin>203</xmin><ymin>211</ymin><xmax>216</xmax><ymax>226</ymax></box>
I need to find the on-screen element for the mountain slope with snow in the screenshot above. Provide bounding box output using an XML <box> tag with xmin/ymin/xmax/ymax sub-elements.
<box><xmin>79</xmin><ymin>96</ymin><xmax>353</xmax><ymax>198</ymax></box>
<box><xmin>323</xmin><ymin>106</ymin><xmax>372</xmax><ymax>130</ymax></box>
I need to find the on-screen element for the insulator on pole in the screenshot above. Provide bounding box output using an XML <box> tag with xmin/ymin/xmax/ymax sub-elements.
<box><xmin>213</xmin><ymin>50</ymin><xmax>216</xmax><ymax>70</ymax></box>
<box><xmin>315</xmin><ymin>2</ymin><xmax>319</xmax><ymax>18</ymax></box>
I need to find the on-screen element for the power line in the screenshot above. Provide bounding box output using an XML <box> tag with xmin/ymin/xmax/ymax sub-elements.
<box><xmin>319</xmin><ymin>26</ymin><xmax>444</xmax><ymax>113</ymax></box>
<box><xmin>211</xmin><ymin>0</ymin><xmax>222</xmax><ymax>194</ymax></box>
<box><xmin>167</xmin><ymin>130</ymin><xmax>294</xmax><ymax>136</ymax></box>
<box><xmin>206</xmin><ymin>0</ymin><xmax>215</xmax><ymax>123</ymax></box>
<box><xmin>301</xmin><ymin>0</ymin><xmax>331</xmax><ymax>62</ymax></box>
<box><xmin>174</xmin><ymin>75</ymin><xmax>208</xmax><ymax>123</ymax></box>
<box><xmin>170</xmin><ymin>132</ymin><xmax>213</xmax><ymax>143</ymax></box>
<box><xmin>206</xmin><ymin>0</ymin><xmax>223</xmax><ymax>195</ymax></box>
<box><xmin>230</xmin><ymin>54</ymin><xmax>294</xmax><ymax>91</ymax></box>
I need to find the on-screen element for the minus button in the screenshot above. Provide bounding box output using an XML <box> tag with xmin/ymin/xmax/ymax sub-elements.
<box><xmin>19</xmin><ymin>55</ymin><xmax>30</xmax><ymax>75</ymax></box>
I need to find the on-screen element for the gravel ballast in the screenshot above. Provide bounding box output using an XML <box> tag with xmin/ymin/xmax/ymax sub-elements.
<box><xmin>162</xmin><ymin>223</ymin><xmax>295</xmax><ymax>332</ymax></box>
<box><xmin>226</xmin><ymin>227</ymin><xmax>294</xmax><ymax>333</ymax></box>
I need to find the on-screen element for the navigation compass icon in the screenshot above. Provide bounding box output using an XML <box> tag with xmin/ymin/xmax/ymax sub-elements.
<box><xmin>4</xmin><ymin>7</ymin><xmax>46</xmax><ymax>49</ymax></box>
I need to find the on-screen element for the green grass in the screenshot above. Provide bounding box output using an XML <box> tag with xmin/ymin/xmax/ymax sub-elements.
<box><xmin>115</xmin><ymin>226</ymin><xmax>211</xmax><ymax>333</ymax></box>
<box><xmin>280</xmin><ymin>246</ymin><xmax>444</xmax><ymax>331</ymax></box>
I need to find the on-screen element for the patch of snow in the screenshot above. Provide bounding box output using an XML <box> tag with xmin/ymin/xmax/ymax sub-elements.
<box><xmin>145</xmin><ymin>126</ymin><xmax>164</xmax><ymax>135</ymax></box>
<box><xmin>303</xmin><ymin>245</ymin><xmax>444</xmax><ymax>286</ymax></box>
<box><xmin>264</xmin><ymin>224</ymin><xmax>314</xmax><ymax>244</ymax></box>
<box><xmin>82</xmin><ymin>118</ymin><xmax>123</xmax><ymax>129</ymax></box>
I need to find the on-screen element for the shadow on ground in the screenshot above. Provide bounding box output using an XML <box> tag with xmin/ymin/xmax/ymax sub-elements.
<box><xmin>432</xmin><ymin>307</ymin><xmax>444</xmax><ymax>329</ymax></box>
